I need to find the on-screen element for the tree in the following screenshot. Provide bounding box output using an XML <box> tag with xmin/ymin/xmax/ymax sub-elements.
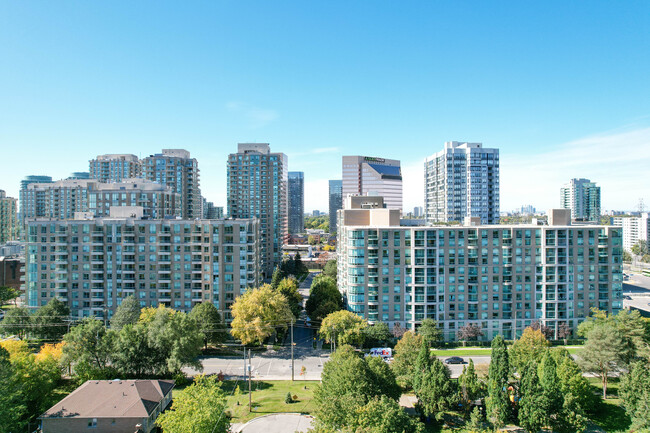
<box><xmin>319</xmin><ymin>310</ymin><xmax>367</xmax><ymax>347</ymax></box>
<box><xmin>270</xmin><ymin>266</ymin><xmax>287</xmax><ymax>289</ymax></box>
<box><xmin>457</xmin><ymin>323</ymin><xmax>484</xmax><ymax>345</ymax></box>
<box><xmin>632</xmin><ymin>240</ymin><xmax>649</xmax><ymax>256</ymax></box>
<box><xmin>32</xmin><ymin>298</ymin><xmax>70</xmax><ymax>341</ymax></box>
<box><xmin>530</xmin><ymin>320</ymin><xmax>554</xmax><ymax>340</ymax></box>
<box><xmin>623</xmin><ymin>250</ymin><xmax>633</xmax><ymax>263</ymax></box>
<box><xmin>323</xmin><ymin>259</ymin><xmax>337</xmax><ymax>280</ymax></box>
<box><xmin>391</xmin><ymin>323</ymin><xmax>406</xmax><ymax>339</ymax></box>
<box><xmin>416</xmin><ymin>357</ymin><xmax>456</xmax><ymax>421</ymax></box>
<box><xmin>509</xmin><ymin>327</ymin><xmax>550</xmax><ymax>373</ymax></box>
<box><xmin>156</xmin><ymin>374</ymin><xmax>230</xmax><ymax>433</ymax></box>
<box><xmin>390</xmin><ymin>331</ymin><xmax>423</xmax><ymax>388</ymax></box>
<box><xmin>313</xmin><ymin>345</ymin><xmax>385</xmax><ymax>430</ymax></box>
<box><xmin>189</xmin><ymin>302</ymin><xmax>226</xmax><ymax>349</ymax></box>
<box><xmin>558</xmin><ymin>322</ymin><xmax>572</xmax><ymax>345</ymax></box>
<box><xmin>0</xmin><ymin>306</ymin><xmax>31</xmax><ymax>339</ymax></box>
<box><xmin>554</xmin><ymin>350</ymin><xmax>596</xmax><ymax>415</ymax></box>
<box><xmin>0</xmin><ymin>286</ymin><xmax>19</xmax><ymax>306</ymax></box>
<box><xmin>621</xmin><ymin>361</ymin><xmax>650</xmax><ymax>431</ymax></box>
<box><xmin>418</xmin><ymin>318</ymin><xmax>443</xmax><ymax>347</ymax></box>
<box><xmin>350</xmin><ymin>396</ymin><xmax>424</xmax><ymax>433</ymax></box>
<box><xmin>578</xmin><ymin>321</ymin><xmax>624</xmax><ymax>398</ymax></box>
<box><xmin>294</xmin><ymin>252</ymin><xmax>308</xmax><ymax>275</ymax></box>
<box><xmin>362</xmin><ymin>322</ymin><xmax>392</xmax><ymax>347</ymax></box>
<box><xmin>146</xmin><ymin>306</ymin><xmax>204</xmax><ymax>375</ymax></box>
<box><xmin>62</xmin><ymin>317</ymin><xmax>117</xmax><ymax>381</ymax></box>
<box><xmin>110</xmin><ymin>295</ymin><xmax>141</xmax><ymax>330</ymax></box>
<box><xmin>458</xmin><ymin>359</ymin><xmax>485</xmax><ymax>417</ymax></box>
<box><xmin>276</xmin><ymin>277</ymin><xmax>303</xmax><ymax>319</ymax></box>
<box><xmin>486</xmin><ymin>335</ymin><xmax>510</xmax><ymax>428</ymax></box>
<box><xmin>412</xmin><ymin>342</ymin><xmax>433</xmax><ymax>395</ymax></box>
<box><xmin>111</xmin><ymin>323</ymin><xmax>153</xmax><ymax>378</ymax></box>
<box><xmin>306</xmin><ymin>275</ymin><xmax>343</xmax><ymax>323</ymax></box>
<box><xmin>230</xmin><ymin>284</ymin><xmax>293</xmax><ymax>345</ymax></box>
<box><xmin>538</xmin><ymin>352</ymin><xmax>563</xmax><ymax>429</ymax></box>
<box><xmin>367</xmin><ymin>356</ymin><xmax>401</xmax><ymax>401</ymax></box>
<box><xmin>0</xmin><ymin>346</ymin><xmax>26</xmax><ymax>431</ymax></box>
<box><xmin>518</xmin><ymin>361</ymin><xmax>546</xmax><ymax>433</ymax></box>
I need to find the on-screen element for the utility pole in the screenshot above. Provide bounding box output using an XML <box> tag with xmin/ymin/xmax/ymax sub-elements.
<box><xmin>248</xmin><ymin>348</ymin><xmax>252</xmax><ymax>413</ymax></box>
<box><xmin>291</xmin><ymin>318</ymin><xmax>294</xmax><ymax>381</ymax></box>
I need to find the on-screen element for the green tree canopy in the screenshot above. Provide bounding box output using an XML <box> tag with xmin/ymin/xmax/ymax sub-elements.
<box><xmin>621</xmin><ymin>361</ymin><xmax>650</xmax><ymax>431</ymax></box>
<box><xmin>230</xmin><ymin>284</ymin><xmax>293</xmax><ymax>345</ymax></box>
<box><xmin>367</xmin><ymin>355</ymin><xmax>401</xmax><ymax>401</ymax></box>
<box><xmin>363</xmin><ymin>322</ymin><xmax>392</xmax><ymax>348</ymax></box>
<box><xmin>0</xmin><ymin>306</ymin><xmax>31</xmax><ymax>339</ymax></box>
<box><xmin>110</xmin><ymin>295</ymin><xmax>141</xmax><ymax>330</ymax></box>
<box><xmin>417</xmin><ymin>318</ymin><xmax>443</xmax><ymax>347</ymax></box>
<box><xmin>458</xmin><ymin>359</ymin><xmax>485</xmax><ymax>417</ymax></box>
<box><xmin>350</xmin><ymin>396</ymin><xmax>424</xmax><ymax>433</ymax></box>
<box><xmin>314</xmin><ymin>345</ymin><xmax>387</xmax><ymax>430</ymax></box>
<box><xmin>509</xmin><ymin>327</ymin><xmax>550</xmax><ymax>373</ymax></box>
<box><xmin>486</xmin><ymin>335</ymin><xmax>510</xmax><ymax>428</ymax></box>
<box><xmin>319</xmin><ymin>310</ymin><xmax>367</xmax><ymax>347</ymax></box>
<box><xmin>323</xmin><ymin>259</ymin><xmax>337</xmax><ymax>280</ymax></box>
<box><xmin>32</xmin><ymin>298</ymin><xmax>70</xmax><ymax>341</ymax></box>
<box><xmin>189</xmin><ymin>301</ymin><xmax>226</xmax><ymax>348</ymax></box>
<box><xmin>518</xmin><ymin>361</ymin><xmax>546</xmax><ymax>433</ymax></box>
<box><xmin>0</xmin><ymin>346</ymin><xmax>26</xmax><ymax>431</ymax></box>
<box><xmin>416</xmin><ymin>356</ymin><xmax>456</xmax><ymax>421</ymax></box>
<box><xmin>62</xmin><ymin>317</ymin><xmax>117</xmax><ymax>381</ymax></box>
<box><xmin>578</xmin><ymin>321</ymin><xmax>625</xmax><ymax>398</ymax></box>
<box><xmin>270</xmin><ymin>265</ymin><xmax>287</xmax><ymax>289</ymax></box>
<box><xmin>390</xmin><ymin>330</ymin><xmax>423</xmax><ymax>388</ymax></box>
<box><xmin>306</xmin><ymin>275</ymin><xmax>343</xmax><ymax>323</ymax></box>
<box><xmin>276</xmin><ymin>277</ymin><xmax>303</xmax><ymax>319</ymax></box>
<box><xmin>0</xmin><ymin>286</ymin><xmax>20</xmax><ymax>306</ymax></box>
<box><xmin>156</xmin><ymin>374</ymin><xmax>230</xmax><ymax>433</ymax></box>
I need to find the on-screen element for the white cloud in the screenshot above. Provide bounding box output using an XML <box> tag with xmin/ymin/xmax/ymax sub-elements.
<box><xmin>501</xmin><ymin>127</ymin><xmax>650</xmax><ymax>212</ymax></box>
<box><xmin>226</xmin><ymin>101</ymin><xmax>278</xmax><ymax>129</ymax></box>
<box><xmin>400</xmin><ymin>126</ymin><xmax>650</xmax><ymax>214</ymax></box>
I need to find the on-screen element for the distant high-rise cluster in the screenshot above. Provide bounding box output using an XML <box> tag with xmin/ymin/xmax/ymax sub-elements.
<box><xmin>0</xmin><ymin>190</ymin><xmax>19</xmax><ymax>244</ymax></box>
<box><xmin>424</xmin><ymin>141</ymin><xmax>500</xmax><ymax>225</ymax></box>
<box><xmin>560</xmin><ymin>178</ymin><xmax>601</xmax><ymax>222</ymax></box>
<box><xmin>288</xmin><ymin>172</ymin><xmax>304</xmax><ymax>234</ymax></box>
<box><xmin>328</xmin><ymin>180</ymin><xmax>342</xmax><ymax>234</ymax></box>
<box><xmin>89</xmin><ymin>154</ymin><xmax>141</xmax><ymax>183</ymax></box>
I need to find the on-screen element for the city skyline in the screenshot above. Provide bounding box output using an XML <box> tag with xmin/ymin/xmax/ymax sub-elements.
<box><xmin>1</xmin><ymin>2</ymin><xmax>649</xmax><ymax>212</ymax></box>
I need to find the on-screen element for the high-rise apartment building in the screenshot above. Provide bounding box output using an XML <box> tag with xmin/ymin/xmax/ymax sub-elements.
<box><xmin>613</xmin><ymin>213</ymin><xmax>650</xmax><ymax>252</ymax></box>
<box><xmin>25</xmin><ymin>179</ymin><xmax>93</xmax><ymax>221</ymax></box>
<box><xmin>142</xmin><ymin>149</ymin><xmax>201</xmax><ymax>219</ymax></box>
<box><xmin>89</xmin><ymin>154</ymin><xmax>142</xmax><ymax>183</ymax></box>
<box><xmin>338</xmin><ymin>202</ymin><xmax>622</xmax><ymax>340</ymax></box>
<box><xmin>68</xmin><ymin>172</ymin><xmax>90</xmax><ymax>180</ymax></box>
<box><xmin>88</xmin><ymin>179</ymin><xmax>180</xmax><ymax>219</ymax></box>
<box><xmin>24</xmin><ymin>179</ymin><xmax>181</xmax><ymax>221</ymax></box>
<box><xmin>202</xmin><ymin>201</ymin><xmax>224</xmax><ymax>220</ymax></box>
<box><xmin>227</xmin><ymin>143</ymin><xmax>288</xmax><ymax>277</ymax></box>
<box><xmin>329</xmin><ymin>180</ymin><xmax>343</xmax><ymax>234</ymax></box>
<box><xmin>25</xmin><ymin>208</ymin><xmax>260</xmax><ymax>321</ymax></box>
<box><xmin>342</xmin><ymin>156</ymin><xmax>402</xmax><ymax>210</ymax></box>
<box><xmin>0</xmin><ymin>190</ymin><xmax>19</xmax><ymax>244</ymax></box>
<box><xmin>288</xmin><ymin>172</ymin><xmax>304</xmax><ymax>235</ymax></box>
<box><xmin>425</xmin><ymin>142</ymin><xmax>500</xmax><ymax>225</ymax></box>
<box><xmin>19</xmin><ymin>175</ymin><xmax>53</xmax><ymax>227</ymax></box>
<box><xmin>560</xmin><ymin>178</ymin><xmax>601</xmax><ymax>222</ymax></box>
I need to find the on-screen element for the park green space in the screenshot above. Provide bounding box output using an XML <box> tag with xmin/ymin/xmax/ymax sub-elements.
<box><xmin>174</xmin><ymin>380</ymin><xmax>319</xmax><ymax>424</ymax></box>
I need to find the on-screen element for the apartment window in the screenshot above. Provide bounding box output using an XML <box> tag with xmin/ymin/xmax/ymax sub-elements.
<box><xmin>88</xmin><ymin>418</ymin><xmax>97</xmax><ymax>428</ymax></box>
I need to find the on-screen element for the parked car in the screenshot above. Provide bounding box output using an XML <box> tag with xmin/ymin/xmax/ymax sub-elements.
<box><xmin>444</xmin><ymin>356</ymin><xmax>465</xmax><ymax>364</ymax></box>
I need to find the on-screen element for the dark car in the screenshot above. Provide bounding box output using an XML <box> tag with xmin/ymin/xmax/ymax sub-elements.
<box><xmin>444</xmin><ymin>356</ymin><xmax>465</xmax><ymax>364</ymax></box>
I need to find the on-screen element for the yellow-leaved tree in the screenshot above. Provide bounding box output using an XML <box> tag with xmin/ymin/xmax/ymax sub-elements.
<box><xmin>230</xmin><ymin>284</ymin><xmax>293</xmax><ymax>345</ymax></box>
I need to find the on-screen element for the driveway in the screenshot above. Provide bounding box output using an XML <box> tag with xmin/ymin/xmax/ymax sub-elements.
<box><xmin>233</xmin><ymin>413</ymin><xmax>314</xmax><ymax>433</ymax></box>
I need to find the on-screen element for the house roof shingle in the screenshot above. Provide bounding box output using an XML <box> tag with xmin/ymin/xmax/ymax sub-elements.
<box><xmin>40</xmin><ymin>379</ymin><xmax>175</xmax><ymax>419</ymax></box>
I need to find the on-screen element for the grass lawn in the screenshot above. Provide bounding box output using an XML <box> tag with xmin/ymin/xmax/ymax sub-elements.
<box><xmin>586</xmin><ymin>376</ymin><xmax>632</xmax><ymax>433</ymax></box>
<box><xmin>566</xmin><ymin>347</ymin><xmax>585</xmax><ymax>355</ymax></box>
<box><xmin>175</xmin><ymin>380</ymin><xmax>320</xmax><ymax>424</ymax></box>
<box><xmin>431</xmin><ymin>348</ymin><xmax>492</xmax><ymax>357</ymax></box>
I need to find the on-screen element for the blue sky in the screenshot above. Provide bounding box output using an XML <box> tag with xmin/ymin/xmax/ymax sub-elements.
<box><xmin>1</xmin><ymin>1</ymin><xmax>649</xmax><ymax>212</ymax></box>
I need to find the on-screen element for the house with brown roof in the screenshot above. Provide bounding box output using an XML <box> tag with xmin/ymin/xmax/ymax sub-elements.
<box><xmin>39</xmin><ymin>379</ymin><xmax>174</xmax><ymax>433</ymax></box>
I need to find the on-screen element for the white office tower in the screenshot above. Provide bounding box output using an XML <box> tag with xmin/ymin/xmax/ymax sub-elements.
<box><xmin>342</xmin><ymin>156</ymin><xmax>402</xmax><ymax>210</ymax></box>
<box><xmin>560</xmin><ymin>178</ymin><xmax>601</xmax><ymax>222</ymax></box>
<box><xmin>425</xmin><ymin>142</ymin><xmax>500</xmax><ymax>225</ymax></box>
